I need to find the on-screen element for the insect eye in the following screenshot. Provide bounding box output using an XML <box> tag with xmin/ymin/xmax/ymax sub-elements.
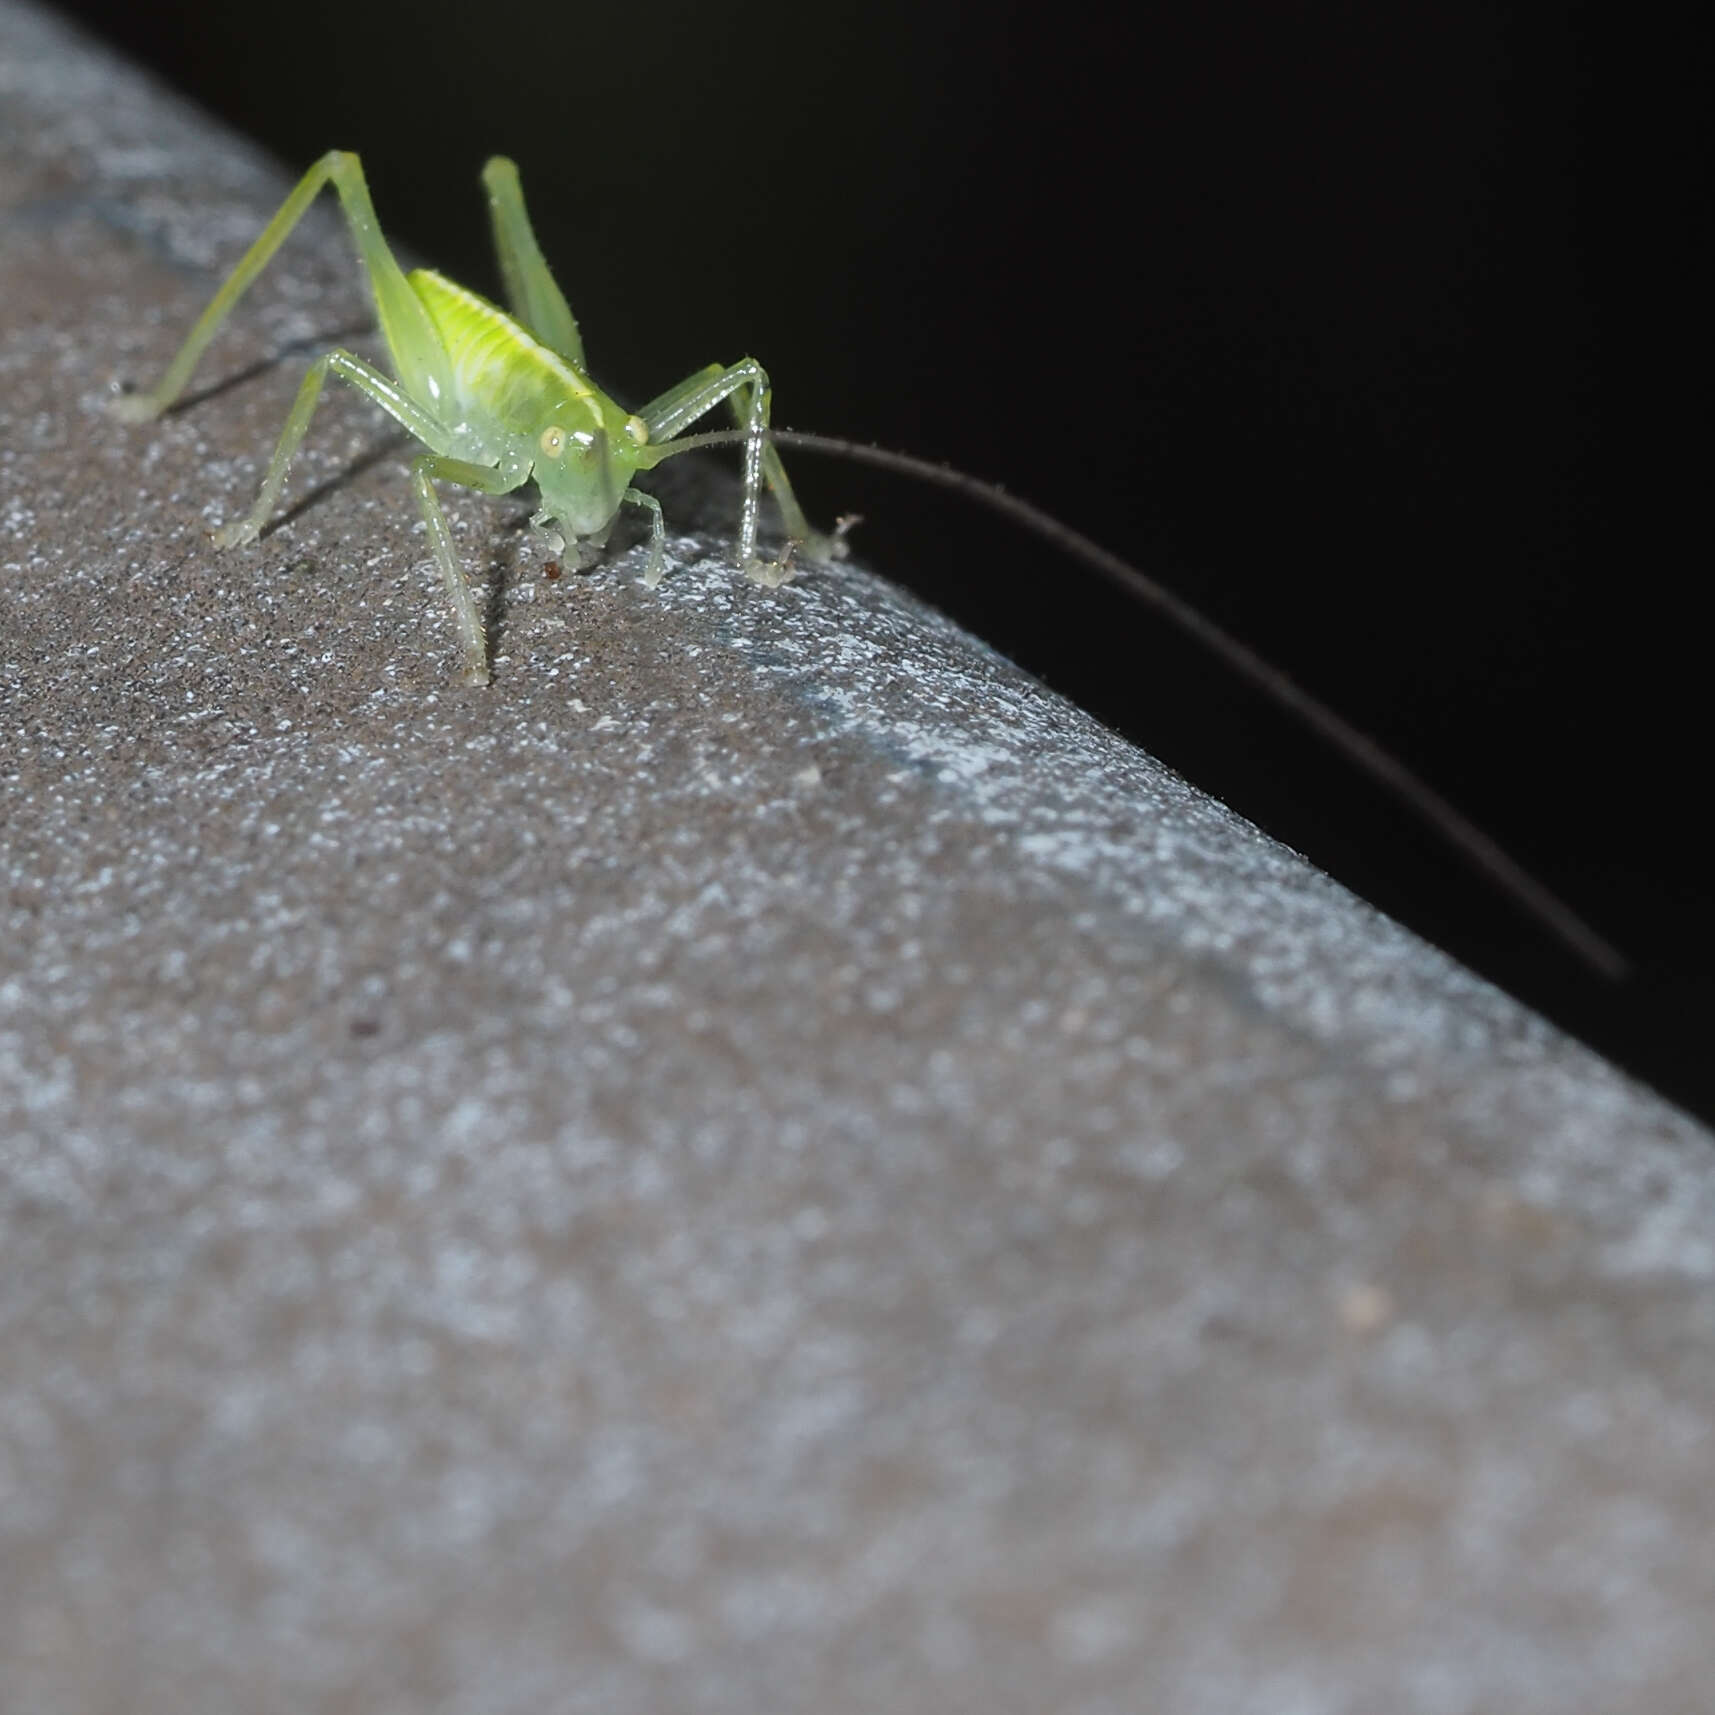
<box><xmin>539</xmin><ymin>426</ymin><xmax>567</xmax><ymax>458</ymax></box>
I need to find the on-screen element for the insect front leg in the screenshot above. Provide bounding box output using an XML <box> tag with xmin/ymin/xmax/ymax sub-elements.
<box><xmin>644</xmin><ymin>365</ymin><xmax>836</xmax><ymax>565</ymax></box>
<box><xmin>638</xmin><ymin>360</ymin><xmax>834</xmax><ymax>586</ymax></box>
<box><xmin>622</xmin><ymin>489</ymin><xmax>668</xmax><ymax>588</ymax></box>
<box><xmin>642</xmin><ymin>362</ymin><xmax>847</xmax><ymax>575</ymax></box>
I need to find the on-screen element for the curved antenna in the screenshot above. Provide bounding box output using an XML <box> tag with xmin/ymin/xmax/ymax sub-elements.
<box><xmin>667</xmin><ymin>425</ymin><xmax>1628</xmax><ymax>980</ymax></box>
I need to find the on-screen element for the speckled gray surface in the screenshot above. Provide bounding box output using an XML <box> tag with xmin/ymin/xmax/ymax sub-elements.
<box><xmin>4</xmin><ymin>7</ymin><xmax>1715</xmax><ymax>1713</ymax></box>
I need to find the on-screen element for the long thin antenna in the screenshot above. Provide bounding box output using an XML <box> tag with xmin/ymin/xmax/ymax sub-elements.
<box><xmin>667</xmin><ymin>426</ymin><xmax>1628</xmax><ymax>980</ymax></box>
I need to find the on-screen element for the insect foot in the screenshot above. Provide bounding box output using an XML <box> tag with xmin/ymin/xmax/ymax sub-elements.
<box><xmin>738</xmin><ymin>516</ymin><xmax>854</xmax><ymax>588</ymax></box>
<box><xmin>211</xmin><ymin>518</ymin><xmax>263</xmax><ymax>551</ymax></box>
<box><xmin>108</xmin><ymin>389</ymin><xmax>164</xmax><ymax>425</ymax></box>
<box><xmin>778</xmin><ymin>516</ymin><xmax>857</xmax><ymax>572</ymax></box>
<box><xmin>743</xmin><ymin>554</ymin><xmax>799</xmax><ymax>590</ymax></box>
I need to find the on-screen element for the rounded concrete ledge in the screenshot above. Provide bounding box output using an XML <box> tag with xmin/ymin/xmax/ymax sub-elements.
<box><xmin>4</xmin><ymin>6</ymin><xmax>1714</xmax><ymax>1712</ymax></box>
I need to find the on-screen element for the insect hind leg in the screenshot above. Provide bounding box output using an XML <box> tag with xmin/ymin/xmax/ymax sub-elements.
<box><xmin>480</xmin><ymin>157</ymin><xmax>584</xmax><ymax>366</ymax></box>
<box><xmin>112</xmin><ymin>150</ymin><xmax>453</xmax><ymax>422</ymax></box>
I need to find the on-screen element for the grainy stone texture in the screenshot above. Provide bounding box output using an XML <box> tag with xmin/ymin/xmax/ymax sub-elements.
<box><xmin>3</xmin><ymin>6</ymin><xmax>1714</xmax><ymax>1713</ymax></box>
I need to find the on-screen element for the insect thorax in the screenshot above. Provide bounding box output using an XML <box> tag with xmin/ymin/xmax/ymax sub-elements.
<box><xmin>408</xmin><ymin>267</ymin><xmax>642</xmax><ymax>536</ymax></box>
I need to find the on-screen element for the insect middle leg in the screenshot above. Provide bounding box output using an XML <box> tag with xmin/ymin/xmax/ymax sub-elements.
<box><xmin>213</xmin><ymin>347</ymin><xmax>523</xmax><ymax>687</ymax></box>
<box><xmin>410</xmin><ymin>455</ymin><xmax>531</xmax><ymax>687</ymax></box>
<box><xmin>212</xmin><ymin>349</ymin><xmax>456</xmax><ymax>548</ymax></box>
<box><xmin>622</xmin><ymin>489</ymin><xmax>668</xmax><ymax>588</ymax></box>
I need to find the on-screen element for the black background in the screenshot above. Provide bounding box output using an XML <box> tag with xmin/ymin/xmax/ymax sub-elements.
<box><xmin>51</xmin><ymin>1</ymin><xmax>1707</xmax><ymax>1121</ymax></box>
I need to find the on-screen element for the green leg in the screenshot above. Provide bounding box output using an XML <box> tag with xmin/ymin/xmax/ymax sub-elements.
<box><xmin>207</xmin><ymin>347</ymin><xmax>521</xmax><ymax>686</ymax></box>
<box><xmin>211</xmin><ymin>348</ymin><xmax>458</xmax><ymax>549</ymax></box>
<box><xmin>480</xmin><ymin>156</ymin><xmax>584</xmax><ymax>367</ymax></box>
<box><xmin>637</xmin><ymin>359</ymin><xmax>828</xmax><ymax>584</ymax></box>
<box><xmin>112</xmin><ymin>150</ymin><xmax>453</xmax><ymax>422</ymax></box>
<box><xmin>410</xmin><ymin>455</ymin><xmax>532</xmax><ymax>687</ymax></box>
<box><xmin>623</xmin><ymin>488</ymin><xmax>667</xmax><ymax>588</ymax></box>
<box><xmin>639</xmin><ymin>361</ymin><xmax>841</xmax><ymax>569</ymax></box>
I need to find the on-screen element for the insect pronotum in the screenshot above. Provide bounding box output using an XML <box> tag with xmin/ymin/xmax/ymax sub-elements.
<box><xmin>110</xmin><ymin>151</ymin><xmax>1624</xmax><ymax>980</ymax></box>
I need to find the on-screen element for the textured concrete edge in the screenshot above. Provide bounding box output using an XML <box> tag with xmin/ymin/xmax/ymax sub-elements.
<box><xmin>7</xmin><ymin>8</ymin><xmax>1715</xmax><ymax>1715</ymax></box>
<box><xmin>0</xmin><ymin>0</ymin><xmax>1709</xmax><ymax>1155</ymax></box>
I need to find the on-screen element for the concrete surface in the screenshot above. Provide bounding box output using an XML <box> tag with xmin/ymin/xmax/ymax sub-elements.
<box><xmin>4</xmin><ymin>5</ymin><xmax>1715</xmax><ymax>1712</ymax></box>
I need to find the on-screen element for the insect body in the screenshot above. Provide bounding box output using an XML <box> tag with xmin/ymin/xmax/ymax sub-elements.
<box><xmin>111</xmin><ymin>151</ymin><xmax>842</xmax><ymax>684</ymax></box>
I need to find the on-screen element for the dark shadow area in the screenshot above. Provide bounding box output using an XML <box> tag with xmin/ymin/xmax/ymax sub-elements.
<box><xmin>125</xmin><ymin>322</ymin><xmax>378</xmax><ymax>417</ymax></box>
